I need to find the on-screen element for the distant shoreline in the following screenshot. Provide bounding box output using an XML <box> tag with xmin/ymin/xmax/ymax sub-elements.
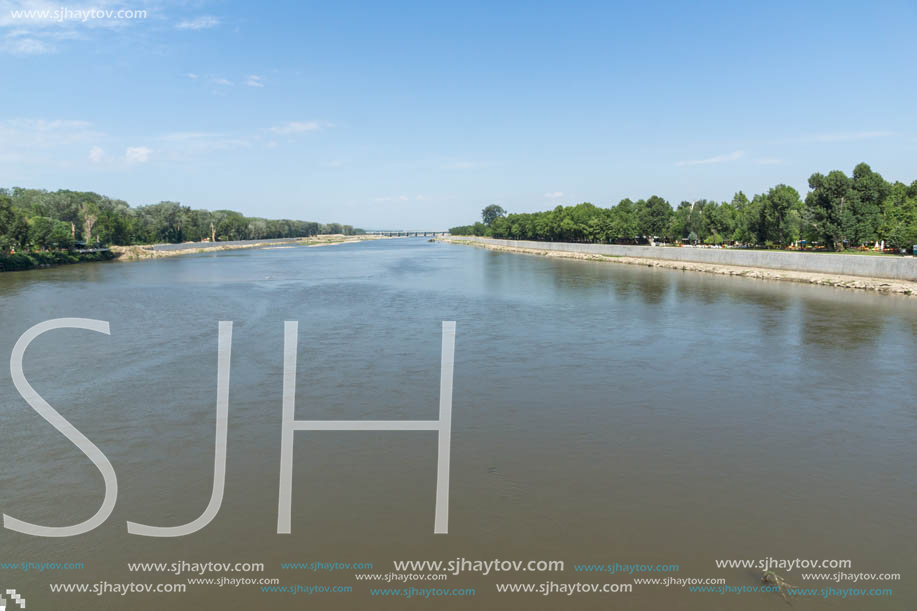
<box><xmin>438</xmin><ymin>237</ymin><xmax>917</xmax><ymax>297</ymax></box>
<box><xmin>110</xmin><ymin>234</ymin><xmax>385</xmax><ymax>261</ymax></box>
<box><xmin>0</xmin><ymin>235</ymin><xmax>386</xmax><ymax>273</ymax></box>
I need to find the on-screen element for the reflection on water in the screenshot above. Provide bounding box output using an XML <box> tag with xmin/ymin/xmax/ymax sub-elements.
<box><xmin>0</xmin><ymin>239</ymin><xmax>915</xmax><ymax>610</ymax></box>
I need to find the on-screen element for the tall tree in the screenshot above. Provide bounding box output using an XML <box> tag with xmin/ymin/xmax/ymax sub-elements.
<box><xmin>50</xmin><ymin>220</ymin><xmax>74</xmax><ymax>249</ymax></box>
<box><xmin>481</xmin><ymin>204</ymin><xmax>506</xmax><ymax>226</ymax></box>
<box><xmin>80</xmin><ymin>201</ymin><xmax>99</xmax><ymax>246</ymax></box>
<box><xmin>849</xmin><ymin>162</ymin><xmax>888</xmax><ymax>246</ymax></box>
<box><xmin>879</xmin><ymin>181</ymin><xmax>917</xmax><ymax>250</ymax></box>
<box><xmin>0</xmin><ymin>194</ymin><xmax>27</xmax><ymax>252</ymax></box>
<box><xmin>637</xmin><ymin>195</ymin><xmax>673</xmax><ymax>241</ymax></box>
<box><xmin>805</xmin><ymin>171</ymin><xmax>856</xmax><ymax>250</ymax></box>
<box><xmin>760</xmin><ymin>184</ymin><xmax>803</xmax><ymax>246</ymax></box>
<box><xmin>29</xmin><ymin>217</ymin><xmax>55</xmax><ymax>250</ymax></box>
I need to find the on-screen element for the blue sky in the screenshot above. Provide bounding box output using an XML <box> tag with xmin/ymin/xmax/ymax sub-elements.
<box><xmin>1</xmin><ymin>0</ymin><xmax>915</xmax><ymax>229</ymax></box>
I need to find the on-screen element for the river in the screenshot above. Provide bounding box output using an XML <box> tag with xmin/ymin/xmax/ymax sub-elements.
<box><xmin>0</xmin><ymin>238</ymin><xmax>914</xmax><ymax>609</ymax></box>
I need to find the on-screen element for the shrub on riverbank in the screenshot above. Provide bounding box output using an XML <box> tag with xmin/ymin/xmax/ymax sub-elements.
<box><xmin>0</xmin><ymin>250</ymin><xmax>115</xmax><ymax>272</ymax></box>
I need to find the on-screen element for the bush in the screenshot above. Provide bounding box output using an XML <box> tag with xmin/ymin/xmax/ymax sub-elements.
<box><xmin>0</xmin><ymin>253</ymin><xmax>36</xmax><ymax>271</ymax></box>
<box><xmin>0</xmin><ymin>250</ymin><xmax>114</xmax><ymax>272</ymax></box>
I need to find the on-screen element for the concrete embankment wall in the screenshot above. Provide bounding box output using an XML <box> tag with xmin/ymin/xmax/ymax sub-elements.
<box><xmin>446</xmin><ymin>236</ymin><xmax>917</xmax><ymax>282</ymax></box>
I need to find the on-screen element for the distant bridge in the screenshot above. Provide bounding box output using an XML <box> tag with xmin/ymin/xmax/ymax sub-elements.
<box><xmin>366</xmin><ymin>231</ymin><xmax>449</xmax><ymax>237</ymax></box>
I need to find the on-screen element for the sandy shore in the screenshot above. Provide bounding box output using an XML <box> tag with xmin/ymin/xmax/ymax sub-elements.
<box><xmin>111</xmin><ymin>235</ymin><xmax>383</xmax><ymax>261</ymax></box>
<box><xmin>437</xmin><ymin>238</ymin><xmax>917</xmax><ymax>297</ymax></box>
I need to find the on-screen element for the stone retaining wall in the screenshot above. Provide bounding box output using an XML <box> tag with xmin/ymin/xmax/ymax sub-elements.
<box><xmin>447</xmin><ymin>236</ymin><xmax>917</xmax><ymax>282</ymax></box>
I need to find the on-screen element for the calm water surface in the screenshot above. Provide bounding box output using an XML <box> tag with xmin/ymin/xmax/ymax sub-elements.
<box><xmin>0</xmin><ymin>239</ymin><xmax>915</xmax><ymax>609</ymax></box>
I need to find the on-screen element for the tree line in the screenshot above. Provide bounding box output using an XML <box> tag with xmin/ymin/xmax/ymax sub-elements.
<box><xmin>0</xmin><ymin>187</ymin><xmax>364</xmax><ymax>253</ymax></box>
<box><xmin>451</xmin><ymin>163</ymin><xmax>917</xmax><ymax>251</ymax></box>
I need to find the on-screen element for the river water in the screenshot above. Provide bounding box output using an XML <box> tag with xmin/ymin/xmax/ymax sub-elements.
<box><xmin>0</xmin><ymin>238</ymin><xmax>914</xmax><ymax>609</ymax></box>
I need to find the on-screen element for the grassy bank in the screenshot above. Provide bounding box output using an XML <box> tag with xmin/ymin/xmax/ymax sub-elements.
<box><xmin>0</xmin><ymin>250</ymin><xmax>116</xmax><ymax>272</ymax></box>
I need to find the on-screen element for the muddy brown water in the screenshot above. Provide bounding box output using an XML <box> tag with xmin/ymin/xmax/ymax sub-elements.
<box><xmin>0</xmin><ymin>238</ymin><xmax>914</xmax><ymax>609</ymax></box>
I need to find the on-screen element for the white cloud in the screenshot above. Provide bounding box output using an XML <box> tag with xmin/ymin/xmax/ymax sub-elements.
<box><xmin>185</xmin><ymin>72</ymin><xmax>199</xmax><ymax>79</ymax></box>
<box><xmin>0</xmin><ymin>1</ymin><xmax>144</xmax><ymax>28</ymax></box>
<box><xmin>3</xmin><ymin>36</ymin><xmax>53</xmax><ymax>55</ymax></box>
<box><xmin>210</xmin><ymin>77</ymin><xmax>232</xmax><ymax>86</ymax></box>
<box><xmin>0</xmin><ymin>118</ymin><xmax>96</xmax><ymax>146</ymax></box>
<box><xmin>159</xmin><ymin>131</ymin><xmax>215</xmax><ymax>141</ymax></box>
<box><xmin>269</xmin><ymin>121</ymin><xmax>325</xmax><ymax>135</ymax></box>
<box><xmin>0</xmin><ymin>118</ymin><xmax>100</xmax><ymax>165</ymax></box>
<box><xmin>175</xmin><ymin>16</ymin><xmax>220</xmax><ymax>30</ymax></box>
<box><xmin>675</xmin><ymin>150</ymin><xmax>744</xmax><ymax>167</ymax></box>
<box><xmin>543</xmin><ymin>191</ymin><xmax>564</xmax><ymax>199</ymax></box>
<box><xmin>245</xmin><ymin>74</ymin><xmax>264</xmax><ymax>87</ymax></box>
<box><xmin>11</xmin><ymin>119</ymin><xmax>90</xmax><ymax>131</ymax></box>
<box><xmin>0</xmin><ymin>1</ymin><xmax>148</xmax><ymax>55</ymax></box>
<box><xmin>125</xmin><ymin>146</ymin><xmax>151</xmax><ymax>164</ymax></box>
<box><xmin>157</xmin><ymin>131</ymin><xmax>250</xmax><ymax>155</ymax></box>
<box><xmin>88</xmin><ymin>145</ymin><xmax>104</xmax><ymax>163</ymax></box>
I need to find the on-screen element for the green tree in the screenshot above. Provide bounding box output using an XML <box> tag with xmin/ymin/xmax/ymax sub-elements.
<box><xmin>730</xmin><ymin>191</ymin><xmax>754</xmax><ymax>244</ymax></box>
<box><xmin>805</xmin><ymin>170</ymin><xmax>857</xmax><ymax>250</ymax></box>
<box><xmin>849</xmin><ymin>162</ymin><xmax>888</xmax><ymax>246</ymax></box>
<box><xmin>636</xmin><ymin>195</ymin><xmax>673</xmax><ymax>242</ymax></box>
<box><xmin>0</xmin><ymin>195</ymin><xmax>29</xmax><ymax>251</ymax></box>
<box><xmin>670</xmin><ymin>201</ymin><xmax>692</xmax><ymax>240</ymax></box>
<box><xmin>481</xmin><ymin>204</ymin><xmax>506</xmax><ymax>226</ymax></box>
<box><xmin>879</xmin><ymin>181</ymin><xmax>917</xmax><ymax>250</ymax></box>
<box><xmin>50</xmin><ymin>220</ymin><xmax>74</xmax><ymax>249</ymax></box>
<box><xmin>0</xmin><ymin>187</ymin><xmax>337</xmax><ymax>250</ymax></box>
<box><xmin>706</xmin><ymin>201</ymin><xmax>736</xmax><ymax>241</ymax></box>
<box><xmin>29</xmin><ymin>216</ymin><xmax>55</xmax><ymax>250</ymax></box>
<box><xmin>760</xmin><ymin>184</ymin><xmax>803</xmax><ymax>246</ymax></box>
<box><xmin>610</xmin><ymin>199</ymin><xmax>638</xmax><ymax>241</ymax></box>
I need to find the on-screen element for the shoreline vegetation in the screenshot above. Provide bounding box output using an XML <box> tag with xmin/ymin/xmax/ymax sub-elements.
<box><xmin>0</xmin><ymin>186</ymin><xmax>370</xmax><ymax>272</ymax></box>
<box><xmin>0</xmin><ymin>249</ymin><xmax>117</xmax><ymax>272</ymax></box>
<box><xmin>437</xmin><ymin>237</ymin><xmax>917</xmax><ymax>297</ymax></box>
<box><xmin>0</xmin><ymin>235</ymin><xmax>384</xmax><ymax>271</ymax></box>
<box><xmin>450</xmin><ymin>163</ymin><xmax>917</xmax><ymax>255</ymax></box>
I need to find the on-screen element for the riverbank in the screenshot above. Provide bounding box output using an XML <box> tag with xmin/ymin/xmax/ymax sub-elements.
<box><xmin>437</xmin><ymin>237</ymin><xmax>917</xmax><ymax>297</ymax></box>
<box><xmin>0</xmin><ymin>235</ymin><xmax>385</xmax><ymax>273</ymax></box>
<box><xmin>111</xmin><ymin>234</ymin><xmax>383</xmax><ymax>261</ymax></box>
<box><xmin>0</xmin><ymin>250</ymin><xmax>116</xmax><ymax>272</ymax></box>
